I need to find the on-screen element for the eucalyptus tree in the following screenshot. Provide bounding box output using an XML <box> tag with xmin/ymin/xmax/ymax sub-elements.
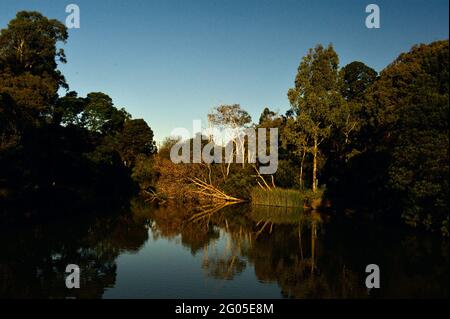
<box><xmin>208</xmin><ymin>104</ymin><xmax>252</xmax><ymax>176</ymax></box>
<box><xmin>287</xmin><ymin>44</ymin><xmax>343</xmax><ymax>192</ymax></box>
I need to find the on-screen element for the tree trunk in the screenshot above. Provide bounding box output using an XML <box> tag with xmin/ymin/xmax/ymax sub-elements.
<box><xmin>312</xmin><ymin>139</ymin><xmax>318</xmax><ymax>193</ymax></box>
<box><xmin>300</xmin><ymin>150</ymin><xmax>306</xmax><ymax>190</ymax></box>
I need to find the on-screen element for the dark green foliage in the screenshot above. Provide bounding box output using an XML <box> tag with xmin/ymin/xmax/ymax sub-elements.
<box><xmin>287</xmin><ymin>44</ymin><xmax>344</xmax><ymax>193</ymax></box>
<box><xmin>272</xmin><ymin>160</ymin><xmax>300</xmax><ymax>189</ymax></box>
<box><xmin>221</xmin><ymin>168</ymin><xmax>256</xmax><ymax>199</ymax></box>
<box><xmin>258</xmin><ymin>107</ymin><xmax>277</xmax><ymax>125</ymax></box>
<box><xmin>0</xmin><ymin>12</ymin><xmax>156</xmax><ymax>221</ymax></box>
<box><xmin>54</xmin><ymin>91</ymin><xmax>85</xmax><ymax>126</ymax></box>
<box><xmin>326</xmin><ymin>41</ymin><xmax>449</xmax><ymax>235</ymax></box>
<box><xmin>131</xmin><ymin>155</ymin><xmax>155</xmax><ymax>191</ymax></box>
<box><xmin>0</xmin><ymin>11</ymin><xmax>68</xmax><ymax>120</ymax></box>
<box><xmin>340</xmin><ymin>61</ymin><xmax>378</xmax><ymax>102</ymax></box>
<box><xmin>118</xmin><ymin>119</ymin><xmax>157</xmax><ymax>167</ymax></box>
<box><xmin>0</xmin><ymin>93</ymin><xmax>23</xmax><ymax>151</ymax></box>
<box><xmin>82</xmin><ymin>92</ymin><xmax>131</xmax><ymax>135</ymax></box>
<box><xmin>381</xmin><ymin>41</ymin><xmax>449</xmax><ymax>233</ymax></box>
<box><xmin>284</xmin><ymin>41</ymin><xmax>448</xmax><ymax>235</ymax></box>
<box><xmin>0</xmin><ymin>11</ymin><xmax>68</xmax><ymax>77</ymax></box>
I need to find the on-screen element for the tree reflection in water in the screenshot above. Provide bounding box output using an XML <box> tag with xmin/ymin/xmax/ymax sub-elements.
<box><xmin>0</xmin><ymin>200</ymin><xmax>150</xmax><ymax>299</ymax></box>
<box><xmin>161</xmin><ymin>203</ymin><xmax>366</xmax><ymax>298</ymax></box>
<box><xmin>1</xmin><ymin>200</ymin><xmax>448</xmax><ymax>298</ymax></box>
<box><xmin>150</xmin><ymin>203</ymin><xmax>448</xmax><ymax>299</ymax></box>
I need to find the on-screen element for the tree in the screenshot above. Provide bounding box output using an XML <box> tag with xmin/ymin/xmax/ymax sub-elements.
<box><xmin>283</xmin><ymin>116</ymin><xmax>309</xmax><ymax>189</ymax></box>
<box><xmin>288</xmin><ymin>44</ymin><xmax>343</xmax><ymax>192</ymax></box>
<box><xmin>0</xmin><ymin>11</ymin><xmax>67</xmax><ymax>78</ymax></box>
<box><xmin>258</xmin><ymin>107</ymin><xmax>277</xmax><ymax>125</ymax></box>
<box><xmin>340</xmin><ymin>61</ymin><xmax>378</xmax><ymax>102</ymax></box>
<box><xmin>208</xmin><ymin>104</ymin><xmax>252</xmax><ymax>175</ymax></box>
<box><xmin>0</xmin><ymin>93</ymin><xmax>22</xmax><ymax>151</ymax></box>
<box><xmin>0</xmin><ymin>12</ymin><xmax>147</xmax><ymax>220</ymax></box>
<box><xmin>82</xmin><ymin>92</ymin><xmax>130</xmax><ymax>135</ymax></box>
<box><xmin>366</xmin><ymin>40</ymin><xmax>449</xmax><ymax>234</ymax></box>
<box><xmin>208</xmin><ymin>104</ymin><xmax>252</xmax><ymax>129</ymax></box>
<box><xmin>54</xmin><ymin>91</ymin><xmax>85</xmax><ymax>126</ymax></box>
<box><xmin>339</xmin><ymin>61</ymin><xmax>378</xmax><ymax>153</ymax></box>
<box><xmin>321</xmin><ymin>62</ymin><xmax>377</xmax><ymax>209</ymax></box>
<box><xmin>118</xmin><ymin>119</ymin><xmax>156</xmax><ymax>167</ymax></box>
<box><xmin>257</xmin><ymin>107</ymin><xmax>287</xmax><ymax>188</ymax></box>
<box><xmin>0</xmin><ymin>11</ymin><xmax>68</xmax><ymax>120</ymax></box>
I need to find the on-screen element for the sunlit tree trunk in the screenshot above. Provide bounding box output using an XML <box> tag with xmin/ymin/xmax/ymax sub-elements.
<box><xmin>312</xmin><ymin>139</ymin><xmax>318</xmax><ymax>193</ymax></box>
<box><xmin>299</xmin><ymin>150</ymin><xmax>306</xmax><ymax>190</ymax></box>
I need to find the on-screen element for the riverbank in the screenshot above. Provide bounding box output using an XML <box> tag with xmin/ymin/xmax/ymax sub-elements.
<box><xmin>250</xmin><ymin>187</ymin><xmax>325</xmax><ymax>210</ymax></box>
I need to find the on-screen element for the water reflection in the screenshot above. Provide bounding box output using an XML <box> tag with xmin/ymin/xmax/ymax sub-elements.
<box><xmin>0</xmin><ymin>201</ymin><xmax>448</xmax><ymax>298</ymax></box>
<box><xmin>0</xmin><ymin>207</ymin><xmax>149</xmax><ymax>298</ymax></box>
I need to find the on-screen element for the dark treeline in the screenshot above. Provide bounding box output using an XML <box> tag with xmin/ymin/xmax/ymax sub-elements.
<box><xmin>283</xmin><ymin>41</ymin><xmax>448</xmax><ymax>236</ymax></box>
<box><xmin>0</xmin><ymin>11</ymin><xmax>448</xmax><ymax>237</ymax></box>
<box><xmin>283</xmin><ymin>42</ymin><xmax>449</xmax><ymax>236</ymax></box>
<box><xmin>0</xmin><ymin>12</ymin><xmax>156</xmax><ymax>221</ymax></box>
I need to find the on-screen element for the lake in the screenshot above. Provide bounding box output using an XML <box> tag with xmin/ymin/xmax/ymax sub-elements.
<box><xmin>0</xmin><ymin>200</ymin><xmax>448</xmax><ymax>298</ymax></box>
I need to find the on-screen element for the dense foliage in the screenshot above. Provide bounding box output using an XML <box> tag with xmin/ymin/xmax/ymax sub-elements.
<box><xmin>0</xmin><ymin>12</ymin><xmax>156</xmax><ymax>220</ymax></box>
<box><xmin>286</xmin><ymin>41</ymin><xmax>449</xmax><ymax>235</ymax></box>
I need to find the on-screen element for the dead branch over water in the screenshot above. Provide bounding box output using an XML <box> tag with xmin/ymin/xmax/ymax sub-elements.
<box><xmin>188</xmin><ymin>177</ymin><xmax>245</xmax><ymax>203</ymax></box>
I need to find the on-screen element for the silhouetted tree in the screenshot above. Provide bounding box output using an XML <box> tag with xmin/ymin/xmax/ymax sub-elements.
<box><xmin>118</xmin><ymin>119</ymin><xmax>156</xmax><ymax>167</ymax></box>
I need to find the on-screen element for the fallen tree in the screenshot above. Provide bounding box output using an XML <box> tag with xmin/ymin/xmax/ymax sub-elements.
<box><xmin>188</xmin><ymin>177</ymin><xmax>244</xmax><ymax>203</ymax></box>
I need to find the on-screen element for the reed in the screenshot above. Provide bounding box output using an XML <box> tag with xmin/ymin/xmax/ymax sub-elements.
<box><xmin>250</xmin><ymin>188</ymin><xmax>304</xmax><ymax>208</ymax></box>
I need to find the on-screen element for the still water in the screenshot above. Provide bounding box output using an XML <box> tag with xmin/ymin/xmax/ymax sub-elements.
<box><xmin>0</xmin><ymin>201</ymin><xmax>448</xmax><ymax>298</ymax></box>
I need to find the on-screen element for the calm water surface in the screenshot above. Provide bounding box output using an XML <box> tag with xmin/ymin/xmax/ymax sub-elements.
<box><xmin>0</xmin><ymin>201</ymin><xmax>448</xmax><ymax>298</ymax></box>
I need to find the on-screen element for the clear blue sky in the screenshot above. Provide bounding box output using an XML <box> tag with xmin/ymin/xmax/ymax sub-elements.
<box><xmin>1</xmin><ymin>0</ymin><xmax>448</xmax><ymax>142</ymax></box>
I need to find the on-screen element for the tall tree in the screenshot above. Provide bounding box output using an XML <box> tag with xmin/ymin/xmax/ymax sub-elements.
<box><xmin>283</xmin><ymin>116</ymin><xmax>309</xmax><ymax>189</ymax></box>
<box><xmin>208</xmin><ymin>104</ymin><xmax>252</xmax><ymax>174</ymax></box>
<box><xmin>288</xmin><ymin>44</ymin><xmax>343</xmax><ymax>192</ymax></box>
<box><xmin>336</xmin><ymin>61</ymin><xmax>378</xmax><ymax>155</ymax></box>
<box><xmin>0</xmin><ymin>11</ymin><xmax>68</xmax><ymax>120</ymax></box>
<box><xmin>366</xmin><ymin>40</ymin><xmax>449</xmax><ymax>234</ymax></box>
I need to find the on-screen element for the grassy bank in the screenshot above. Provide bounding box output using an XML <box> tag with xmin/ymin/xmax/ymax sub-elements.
<box><xmin>250</xmin><ymin>188</ymin><xmax>304</xmax><ymax>207</ymax></box>
<box><xmin>250</xmin><ymin>187</ymin><xmax>324</xmax><ymax>208</ymax></box>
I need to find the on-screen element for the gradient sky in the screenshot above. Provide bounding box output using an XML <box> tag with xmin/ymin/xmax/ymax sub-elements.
<box><xmin>0</xmin><ymin>0</ymin><xmax>448</xmax><ymax>142</ymax></box>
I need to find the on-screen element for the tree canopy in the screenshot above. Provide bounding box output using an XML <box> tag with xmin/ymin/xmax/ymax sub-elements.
<box><xmin>0</xmin><ymin>11</ymin><xmax>156</xmax><ymax>220</ymax></box>
<box><xmin>0</xmin><ymin>11</ymin><xmax>68</xmax><ymax>120</ymax></box>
